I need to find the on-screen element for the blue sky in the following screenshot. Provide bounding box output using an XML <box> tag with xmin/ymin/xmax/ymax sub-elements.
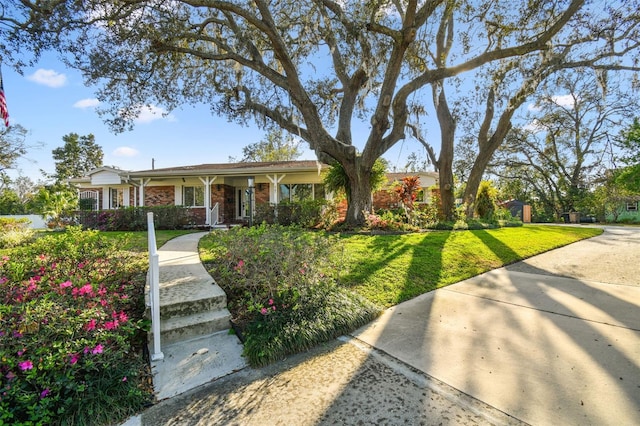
<box><xmin>3</xmin><ymin>53</ymin><xmax>427</xmax><ymax>183</ymax></box>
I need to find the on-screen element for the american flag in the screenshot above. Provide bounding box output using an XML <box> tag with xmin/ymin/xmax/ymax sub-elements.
<box><xmin>0</xmin><ymin>67</ymin><xmax>9</xmax><ymax>127</ymax></box>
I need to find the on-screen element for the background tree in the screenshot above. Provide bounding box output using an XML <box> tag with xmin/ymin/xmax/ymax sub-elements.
<box><xmin>489</xmin><ymin>71</ymin><xmax>636</xmax><ymax>219</ymax></box>
<box><xmin>232</xmin><ymin>129</ymin><xmax>302</xmax><ymax>162</ymax></box>
<box><xmin>32</xmin><ymin>186</ymin><xmax>78</xmax><ymax>228</ymax></box>
<box><xmin>613</xmin><ymin>118</ymin><xmax>640</xmax><ymax>193</ymax></box>
<box><xmin>0</xmin><ymin>124</ymin><xmax>30</xmax><ymax>185</ymax></box>
<box><xmin>50</xmin><ymin>133</ymin><xmax>103</xmax><ymax>183</ymax></box>
<box><xmin>3</xmin><ymin>1</ymin><xmax>640</xmax><ymax>225</ymax></box>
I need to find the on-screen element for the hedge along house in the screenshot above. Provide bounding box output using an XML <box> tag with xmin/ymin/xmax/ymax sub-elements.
<box><xmin>69</xmin><ymin>161</ymin><xmax>439</xmax><ymax>226</ymax></box>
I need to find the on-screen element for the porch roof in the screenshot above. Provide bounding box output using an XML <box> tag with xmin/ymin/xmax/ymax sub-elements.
<box><xmin>126</xmin><ymin>160</ymin><xmax>327</xmax><ymax>178</ymax></box>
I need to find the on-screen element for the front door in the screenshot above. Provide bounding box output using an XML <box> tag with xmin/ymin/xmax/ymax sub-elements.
<box><xmin>237</xmin><ymin>187</ymin><xmax>253</xmax><ymax>219</ymax></box>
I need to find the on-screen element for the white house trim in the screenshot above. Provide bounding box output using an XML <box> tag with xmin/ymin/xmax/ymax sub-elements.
<box><xmin>266</xmin><ymin>174</ymin><xmax>285</xmax><ymax>203</ymax></box>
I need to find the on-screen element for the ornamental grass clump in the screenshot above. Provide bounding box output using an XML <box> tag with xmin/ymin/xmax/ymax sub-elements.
<box><xmin>200</xmin><ymin>224</ymin><xmax>381</xmax><ymax>367</ymax></box>
<box><xmin>0</xmin><ymin>227</ymin><xmax>151</xmax><ymax>425</ymax></box>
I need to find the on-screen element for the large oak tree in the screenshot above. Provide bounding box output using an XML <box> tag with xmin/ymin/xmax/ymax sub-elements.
<box><xmin>2</xmin><ymin>0</ymin><xmax>640</xmax><ymax>224</ymax></box>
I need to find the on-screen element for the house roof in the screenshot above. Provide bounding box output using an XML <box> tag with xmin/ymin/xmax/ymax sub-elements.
<box><xmin>128</xmin><ymin>160</ymin><xmax>327</xmax><ymax>177</ymax></box>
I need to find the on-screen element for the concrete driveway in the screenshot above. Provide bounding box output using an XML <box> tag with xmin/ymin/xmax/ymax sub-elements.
<box><xmin>353</xmin><ymin>226</ymin><xmax>640</xmax><ymax>425</ymax></box>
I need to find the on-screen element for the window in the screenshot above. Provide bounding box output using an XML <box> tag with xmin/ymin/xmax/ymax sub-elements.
<box><xmin>278</xmin><ymin>183</ymin><xmax>325</xmax><ymax>202</ymax></box>
<box><xmin>183</xmin><ymin>186</ymin><xmax>205</xmax><ymax>207</ymax></box>
<box><xmin>627</xmin><ymin>202</ymin><xmax>638</xmax><ymax>212</ymax></box>
<box><xmin>110</xmin><ymin>188</ymin><xmax>124</xmax><ymax>209</ymax></box>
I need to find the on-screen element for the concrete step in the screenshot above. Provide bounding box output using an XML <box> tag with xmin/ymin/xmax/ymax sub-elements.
<box><xmin>159</xmin><ymin>280</ymin><xmax>228</xmax><ymax>319</ymax></box>
<box><xmin>150</xmin><ymin>331</ymin><xmax>247</xmax><ymax>401</ymax></box>
<box><xmin>159</xmin><ymin>309</ymin><xmax>232</xmax><ymax>346</ymax></box>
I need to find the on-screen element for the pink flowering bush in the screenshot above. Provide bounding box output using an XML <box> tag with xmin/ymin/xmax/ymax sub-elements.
<box><xmin>0</xmin><ymin>227</ymin><xmax>151</xmax><ymax>425</ymax></box>
<box><xmin>200</xmin><ymin>224</ymin><xmax>381</xmax><ymax>367</ymax></box>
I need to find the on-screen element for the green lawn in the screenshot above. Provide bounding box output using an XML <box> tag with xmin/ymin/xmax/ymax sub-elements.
<box><xmin>338</xmin><ymin>225</ymin><xmax>602</xmax><ymax>307</ymax></box>
<box><xmin>84</xmin><ymin>230</ymin><xmax>197</xmax><ymax>252</ymax></box>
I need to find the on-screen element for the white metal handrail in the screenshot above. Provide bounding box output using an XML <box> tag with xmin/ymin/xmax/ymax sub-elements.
<box><xmin>211</xmin><ymin>202</ymin><xmax>220</xmax><ymax>226</ymax></box>
<box><xmin>147</xmin><ymin>212</ymin><xmax>164</xmax><ymax>361</ymax></box>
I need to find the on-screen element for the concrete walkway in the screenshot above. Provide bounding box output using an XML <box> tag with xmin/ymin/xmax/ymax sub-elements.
<box><xmin>133</xmin><ymin>225</ymin><xmax>639</xmax><ymax>425</ymax></box>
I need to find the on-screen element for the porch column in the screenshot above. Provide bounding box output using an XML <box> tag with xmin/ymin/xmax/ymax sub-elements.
<box><xmin>266</xmin><ymin>174</ymin><xmax>285</xmax><ymax>204</ymax></box>
<box><xmin>199</xmin><ymin>176</ymin><xmax>217</xmax><ymax>225</ymax></box>
<box><xmin>139</xmin><ymin>179</ymin><xmax>150</xmax><ymax>207</ymax></box>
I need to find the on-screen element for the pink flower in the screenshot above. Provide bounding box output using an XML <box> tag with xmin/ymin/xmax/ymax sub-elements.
<box><xmin>234</xmin><ymin>259</ymin><xmax>245</xmax><ymax>272</ymax></box>
<box><xmin>39</xmin><ymin>254</ymin><xmax>46</xmax><ymax>261</ymax></box>
<box><xmin>18</xmin><ymin>360</ymin><xmax>33</xmax><ymax>371</ymax></box>
<box><xmin>40</xmin><ymin>388</ymin><xmax>50</xmax><ymax>399</ymax></box>
<box><xmin>59</xmin><ymin>281</ymin><xmax>73</xmax><ymax>289</ymax></box>
<box><xmin>85</xmin><ymin>319</ymin><xmax>97</xmax><ymax>331</ymax></box>
<box><xmin>104</xmin><ymin>321</ymin><xmax>118</xmax><ymax>330</ymax></box>
<box><xmin>6</xmin><ymin>371</ymin><xmax>16</xmax><ymax>381</ymax></box>
<box><xmin>272</xmin><ymin>306</ymin><xmax>276</xmax><ymax>311</ymax></box>
<box><xmin>260</xmin><ymin>307</ymin><xmax>268</xmax><ymax>315</ymax></box>
<box><xmin>17</xmin><ymin>348</ymin><xmax>25</xmax><ymax>356</ymax></box>
<box><xmin>100</xmin><ymin>299</ymin><xmax>108</xmax><ymax>307</ymax></box>
<box><xmin>122</xmin><ymin>376</ymin><xmax>127</xmax><ymax>382</ymax></box>
<box><xmin>69</xmin><ymin>353</ymin><xmax>80</xmax><ymax>365</ymax></box>
<box><xmin>98</xmin><ymin>287</ymin><xmax>107</xmax><ymax>296</ymax></box>
<box><xmin>91</xmin><ymin>344</ymin><xmax>104</xmax><ymax>355</ymax></box>
<box><xmin>268</xmin><ymin>299</ymin><xmax>275</xmax><ymax>306</ymax></box>
<box><xmin>79</xmin><ymin>284</ymin><xmax>94</xmax><ymax>297</ymax></box>
<box><xmin>0</xmin><ymin>277</ymin><xmax>7</xmax><ymax>285</ymax></box>
<box><xmin>118</xmin><ymin>311</ymin><xmax>128</xmax><ymax>323</ymax></box>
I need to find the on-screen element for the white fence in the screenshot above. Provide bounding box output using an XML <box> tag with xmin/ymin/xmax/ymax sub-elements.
<box><xmin>0</xmin><ymin>214</ymin><xmax>47</xmax><ymax>229</ymax></box>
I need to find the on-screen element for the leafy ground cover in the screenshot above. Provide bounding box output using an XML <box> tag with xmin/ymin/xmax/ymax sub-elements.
<box><xmin>201</xmin><ymin>224</ymin><xmax>601</xmax><ymax>366</ymax></box>
<box><xmin>199</xmin><ymin>225</ymin><xmax>381</xmax><ymax>367</ymax></box>
<box><xmin>0</xmin><ymin>228</ymin><xmax>193</xmax><ymax>425</ymax></box>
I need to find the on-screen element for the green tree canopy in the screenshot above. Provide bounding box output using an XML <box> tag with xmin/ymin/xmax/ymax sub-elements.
<box><xmin>236</xmin><ymin>129</ymin><xmax>302</xmax><ymax>162</ymax></box>
<box><xmin>50</xmin><ymin>133</ymin><xmax>103</xmax><ymax>183</ymax></box>
<box><xmin>0</xmin><ymin>124</ymin><xmax>29</xmax><ymax>182</ymax></box>
<box><xmin>3</xmin><ymin>1</ymin><xmax>640</xmax><ymax>224</ymax></box>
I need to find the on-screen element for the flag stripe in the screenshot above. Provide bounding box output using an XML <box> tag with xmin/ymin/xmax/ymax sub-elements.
<box><xmin>0</xmin><ymin>67</ymin><xmax>9</xmax><ymax>127</ymax></box>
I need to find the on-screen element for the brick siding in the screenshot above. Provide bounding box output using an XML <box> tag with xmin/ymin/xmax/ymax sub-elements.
<box><xmin>145</xmin><ymin>186</ymin><xmax>174</xmax><ymax>206</ymax></box>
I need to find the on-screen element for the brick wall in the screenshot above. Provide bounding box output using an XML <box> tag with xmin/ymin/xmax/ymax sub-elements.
<box><xmin>255</xmin><ymin>185</ymin><xmax>269</xmax><ymax>204</ymax></box>
<box><xmin>145</xmin><ymin>186</ymin><xmax>174</xmax><ymax>206</ymax></box>
<box><xmin>373</xmin><ymin>189</ymin><xmax>400</xmax><ymax>210</ymax></box>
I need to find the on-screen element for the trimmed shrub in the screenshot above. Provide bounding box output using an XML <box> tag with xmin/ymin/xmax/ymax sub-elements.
<box><xmin>0</xmin><ymin>218</ymin><xmax>35</xmax><ymax>249</ymax></box>
<box><xmin>75</xmin><ymin>206</ymin><xmax>196</xmax><ymax>231</ymax></box>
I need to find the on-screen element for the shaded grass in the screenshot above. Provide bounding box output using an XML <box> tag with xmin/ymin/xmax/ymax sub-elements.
<box><xmin>85</xmin><ymin>230</ymin><xmax>197</xmax><ymax>252</ymax></box>
<box><xmin>339</xmin><ymin>225</ymin><xmax>602</xmax><ymax>307</ymax></box>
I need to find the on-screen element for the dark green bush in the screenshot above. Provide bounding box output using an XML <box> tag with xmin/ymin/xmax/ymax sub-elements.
<box><xmin>74</xmin><ymin>206</ymin><xmax>196</xmax><ymax>231</ymax></box>
<box><xmin>254</xmin><ymin>199</ymin><xmax>328</xmax><ymax>228</ymax></box>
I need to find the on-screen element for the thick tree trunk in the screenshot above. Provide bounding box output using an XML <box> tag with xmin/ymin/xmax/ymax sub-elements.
<box><xmin>462</xmin><ymin>149</ymin><xmax>495</xmax><ymax>217</ymax></box>
<box><xmin>434</xmin><ymin>88</ymin><xmax>457</xmax><ymax>222</ymax></box>
<box><xmin>342</xmin><ymin>161</ymin><xmax>373</xmax><ymax>227</ymax></box>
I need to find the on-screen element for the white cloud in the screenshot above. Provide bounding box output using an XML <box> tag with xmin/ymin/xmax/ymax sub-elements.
<box><xmin>528</xmin><ymin>94</ymin><xmax>577</xmax><ymax>112</ymax></box>
<box><xmin>551</xmin><ymin>94</ymin><xmax>576</xmax><ymax>107</ymax></box>
<box><xmin>523</xmin><ymin>118</ymin><xmax>544</xmax><ymax>133</ymax></box>
<box><xmin>26</xmin><ymin>69</ymin><xmax>67</xmax><ymax>88</ymax></box>
<box><xmin>73</xmin><ymin>98</ymin><xmax>100</xmax><ymax>109</ymax></box>
<box><xmin>134</xmin><ymin>105</ymin><xmax>176</xmax><ymax>124</ymax></box>
<box><xmin>113</xmin><ymin>147</ymin><xmax>140</xmax><ymax>157</ymax></box>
